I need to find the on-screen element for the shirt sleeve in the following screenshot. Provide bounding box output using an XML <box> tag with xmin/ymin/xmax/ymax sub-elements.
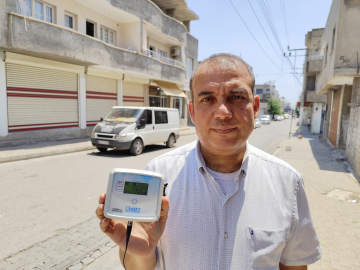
<box><xmin>280</xmin><ymin>177</ymin><xmax>322</xmax><ymax>266</ymax></box>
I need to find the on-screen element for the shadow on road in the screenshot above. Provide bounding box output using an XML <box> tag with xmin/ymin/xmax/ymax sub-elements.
<box><xmin>88</xmin><ymin>144</ymin><xmax>175</xmax><ymax>158</ymax></box>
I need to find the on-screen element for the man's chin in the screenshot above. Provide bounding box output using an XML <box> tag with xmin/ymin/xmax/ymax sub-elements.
<box><xmin>203</xmin><ymin>139</ymin><xmax>246</xmax><ymax>156</ymax></box>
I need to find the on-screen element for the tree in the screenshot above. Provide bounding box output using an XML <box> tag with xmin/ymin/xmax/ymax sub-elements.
<box><xmin>267</xmin><ymin>98</ymin><xmax>281</xmax><ymax>119</ymax></box>
<box><xmin>295</xmin><ymin>106</ymin><xmax>300</xmax><ymax>118</ymax></box>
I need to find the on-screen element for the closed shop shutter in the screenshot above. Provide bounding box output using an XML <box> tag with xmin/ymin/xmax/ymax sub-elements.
<box><xmin>123</xmin><ymin>81</ymin><xmax>145</xmax><ymax>106</ymax></box>
<box><xmin>6</xmin><ymin>63</ymin><xmax>78</xmax><ymax>132</ymax></box>
<box><xmin>86</xmin><ymin>75</ymin><xmax>117</xmax><ymax>126</ymax></box>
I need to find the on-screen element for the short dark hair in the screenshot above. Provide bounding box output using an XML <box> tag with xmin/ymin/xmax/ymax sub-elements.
<box><xmin>189</xmin><ymin>53</ymin><xmax>255</xmax><ymax>100</ymax></box>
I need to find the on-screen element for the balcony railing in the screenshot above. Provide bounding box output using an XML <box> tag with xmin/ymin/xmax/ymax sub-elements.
<box><xmin>308</xmin><ymin>55</ymin><xmax>323</xmax><ymax>61</ymax></box>
<box><xmin>144</xmin><ymin>49</ymin><xmax>185</xmax><ymax>69</ymax></box>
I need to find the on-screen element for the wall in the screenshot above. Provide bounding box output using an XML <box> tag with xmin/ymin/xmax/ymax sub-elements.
<box><xmin>315</xmin><ymin>0</ymin><xmax>340</xmax><ymax>94</ymax></box>
<box><xmin>148</xmin><ymin>37</ymin><xmax>170</xmax><ymax>56</ymax></box>
<box><xmin>311</xmin><ymin>103</ymin><xmax>323</xmax><ymax>135</ymax></box>
<box><xmin>122</xmin><ymin>21</ymin><xmax>141</xmax><ymax>52</ymax></box>
<box><xmin>339</xmin><ymin>84</ymin><xmax>352</xmax><ymax>148</ymax></box>
<box><xmin>329</xmin><ymin>89</ymin><xmax>341</xmax><ymax>146</ymax></box>
<box><xmin>323</xmin><ymin>92</ymin><xmax>332</xmax><ymax>139</ymax></box>
<box><xmin>346</xmin><ymin>77</ymin><xmax>360</xmax><ymax>180</ymax></box>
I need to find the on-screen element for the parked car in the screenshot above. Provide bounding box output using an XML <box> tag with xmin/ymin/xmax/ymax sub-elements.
<box><xmin>90</xmin><ymin>106</ymin><xmax>180</xmax><ymax>155</ymax></box>
<box><xmin>274</xmin><ymin>115</ymin><xmax>282</xmax><ymax>121</ymax></box>
<box><xmin>284</xmin><ymin>114</ymin><xmax>289</xmax><ymax>119</ymax></box>
<box><xmin>260</xmin><ymin>115</ymin><xmax>271</xmax><ymax>125</ymax></box>
<box><xmin>254</xmin><ymin>119</ymin><xmax>262</xmax><ymax>128</ymax></box>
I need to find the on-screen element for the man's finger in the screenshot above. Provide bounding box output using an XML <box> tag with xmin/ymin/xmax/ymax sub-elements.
<box><xmin>99</xmin><ymin>218</ymin><xmax>113</xmax><ymax>237</ymax></box>
<box><xmin>98</xmin><ymin>193</ymin><xmax>106</xmax><ymax>204</ymax></box>
<box><xmin>96</xmin><ymin>203</ymin><xmax>105</xmax><ymax>220</ymax></box>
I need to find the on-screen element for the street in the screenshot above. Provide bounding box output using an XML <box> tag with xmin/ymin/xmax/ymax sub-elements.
<box><xmin>0</xmin><ymin>119</ymin><xmax>292</xmax><ymax>269</ymax></box>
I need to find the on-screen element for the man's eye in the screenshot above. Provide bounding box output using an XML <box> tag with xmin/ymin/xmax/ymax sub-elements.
<box><xmin>230</xmin><ymin>96</ymin><xmax>244</xmax><ymax>100</ymax></box>
<box><xmin>201</xmin><ymin>97</ymin><xmax>212</xmax><ymax>102</ymax></box>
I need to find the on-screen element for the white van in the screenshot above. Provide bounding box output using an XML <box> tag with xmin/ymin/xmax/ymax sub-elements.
<box><xmin>90</xmin><ymin>106</ymin><xmax>180</xmax><ymax>155</ymax></box>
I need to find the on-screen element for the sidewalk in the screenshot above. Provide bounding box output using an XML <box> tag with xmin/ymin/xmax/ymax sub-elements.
<box><xmin>0</xmin><ymin>126</ymin><xmax>196</xmax><ymax>164</ymax></box>
<box><xmin>275</xmin><ymin>123</ymin><xmax>360</xmax><ymax>269</ymax></box>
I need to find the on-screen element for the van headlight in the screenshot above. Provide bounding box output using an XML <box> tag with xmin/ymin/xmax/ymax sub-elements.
<box><xmin>115</xmin><ymin>134</ymin><xmax>127</xmax><ymax>140</ymax></box>
<box><xmin>91</xmin><ymin>132</ymin><xmax>96</xmax><ymax>138</ymax></box>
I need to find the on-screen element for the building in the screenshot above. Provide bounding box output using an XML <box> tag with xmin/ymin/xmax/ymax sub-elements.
<box><xmin>299</xmin><ymin>0</ymin><xmax>360</xmax><ymax>179</ymax></box>
<box><xmin>298</xmin><ymin>28</ymin><xmax>327</xmax><ymax>135</ymax></box>
<box><xmin>255</xmin><ymin>83</ymin><xmax>279</xmax><ymax>117</ymax></box>
<box><xmin>0</xmin><ymin>0</ymin><xmax>199</xmax><ymax>146</ymax></box>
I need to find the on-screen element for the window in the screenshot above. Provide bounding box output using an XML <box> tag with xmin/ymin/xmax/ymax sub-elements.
<box><xmin>24</xmin><ymin>0</ymin><xmax>54</xmax><ymax>23</ymax></box>
<box><xmin>146</xmin><ymin>110</ymin><xmax>153</xmax><ymax>124</ymax></box>
<box><xmin>100</xmin><ymin>26</ymin><xmax>115</xmax><ymax>45</ymax></box>
<box><xmin>64</xmin><ymin>14</ymin><xmax>73</xmax><ymax>29</ymax></box>
<box><xmin>173</xmin><ymin>97</ymin><xmax>183</xmax><ymax>118</ymax></box>
<box><xmin>25</xmin><ymin>0</ymin><xmax>32</xmax><ymax>16</ymax></box>
<box><xmin>155</xmin><ymin>111</ymin><xmax>168</xmax><ymax>124</ymax></box>
<box><xmin>86</xmin><ymin>20</ymin><xmax>96</xmax><ymax>37</ymax></box>
<box><xmin>159</xmin><ymin>50</ymin><xmax>167</xmax><ymax>58</ymax></box>
<box><xmin>149</xmin><ymin>96</ymin><xmax>169</xmax><ymax>108</ymax></box>
<box><xmin>187</xmin><ymin>58</ymin><xmax>193</xmax><ymax>78</ymax></box>
<box><xmin>255</xmin><ymin>89</ymin><xmax>263</xmax><ymax>95</ymax></box>
<box><xmin>332</xmin><ymin>27</ymin><xmax>336</xmax><ymax>50</ymax></box>
<box><xmin>35</xmin><ymin>1</ymin><xmax>44</xmax><ymax>20</ymax></box>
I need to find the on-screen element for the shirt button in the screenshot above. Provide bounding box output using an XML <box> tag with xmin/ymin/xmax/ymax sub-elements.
<box><xmin>224</xmin><ymin>232</ymin><xmax>228</xmax><ymax>239</ymax></box>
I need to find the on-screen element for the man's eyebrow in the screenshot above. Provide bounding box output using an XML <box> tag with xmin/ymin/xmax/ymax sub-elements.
<box><xmin>197</xmin><ymin>91</ymin><xmax>215</xmax><ymax>97</ymax></box>
<box><xmin>230</xmin><ymin>88</ymin><xmax>248</xmax><ymax>95</ymax></box>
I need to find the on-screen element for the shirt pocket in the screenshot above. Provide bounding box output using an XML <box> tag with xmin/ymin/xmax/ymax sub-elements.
<box><xmin>246</xmin><ymin>226</ymin><xmax>285</xmax><ymax>270</ymax></box>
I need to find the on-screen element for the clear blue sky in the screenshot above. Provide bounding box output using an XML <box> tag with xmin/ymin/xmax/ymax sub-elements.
<box><xmin>186</xmin><ymin>0</ymin><xmax>332</xmax><ymax>107</ymax></box>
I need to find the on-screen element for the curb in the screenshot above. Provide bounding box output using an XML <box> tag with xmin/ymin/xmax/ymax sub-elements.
<box><xmin>0</xmin><ymin>131</ymin><xmax>198</xmax><ymax>165</ymax></box>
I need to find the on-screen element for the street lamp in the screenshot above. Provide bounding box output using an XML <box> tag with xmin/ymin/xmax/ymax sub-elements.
<box><xmin>280</xmin><ymin>97</ymin><xmax>285</xmax><ymax>113</ymax></box>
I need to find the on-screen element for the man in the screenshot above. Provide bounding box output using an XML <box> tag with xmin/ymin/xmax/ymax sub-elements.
<box><xmin>96</xmin><ymin>54</ymin><xmax>321</xmax><ymax>270</ymax></box>
<box><xmin>307</xmin><ymin>117</ymin><xmax>311</xmax><ymax>130</ymax></box>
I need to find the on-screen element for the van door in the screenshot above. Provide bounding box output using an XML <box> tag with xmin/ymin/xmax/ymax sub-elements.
<box><xmin>154</xmin><ymin>110</ymin><xmax>169</xmax><ymax>142</ymax></box>
<box><xmin>137</xmin><ymin>109</ymin><xmax>155</xmax><ymax>145</ymax></box>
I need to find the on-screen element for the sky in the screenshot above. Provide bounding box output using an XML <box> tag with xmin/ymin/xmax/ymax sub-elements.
<box><xmin>186</xmin><ymin>0</ymin><xmax>332</xmax><ymax>108</ymax></box>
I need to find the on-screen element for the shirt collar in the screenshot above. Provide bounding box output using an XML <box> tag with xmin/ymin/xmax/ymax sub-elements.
<box><xmin>195</xmin><ymin>140</ymin><xmax>251</xmax><ymax>175</ymax></box>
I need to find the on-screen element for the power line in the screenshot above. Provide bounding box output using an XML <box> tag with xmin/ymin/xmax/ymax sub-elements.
<box><xmin>247</xmin><ymin>0</ymin><xmax>291</xmax><ymax>69</ymax></box>
<box><xmin>280</xmin><ymin>0</ymin><xmax>290</xmax><ymax>46</ymax></box>
<box><xmin>227</xmin><ymin>0</ymin><xmax>282</xmax><ymax>70</ymax></box>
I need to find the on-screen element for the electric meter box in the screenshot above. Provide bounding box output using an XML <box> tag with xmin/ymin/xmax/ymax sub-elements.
<box><xmin>104</xmin><ymin>168</ymin><xmax>164</xmax><ymax>222</ymax></box>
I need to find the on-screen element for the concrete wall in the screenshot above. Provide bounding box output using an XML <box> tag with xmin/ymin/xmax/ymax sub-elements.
<box><xmin>109</xmin><ymin>0</ymin><xmax>187</xmax><ymax>44</ymax></box>
<box><xmin>306</xmin><ymin>91</ymin><xmax>327</xmax><ymax>103</ymax></box>
<box><xmin>308</xmin><ymin>60</ymin><xmax>323</xmax><ymax>72</ymax></box>
<box><xmin>339</xmin><ymin>84</ymin><xmax>353</xmax><ymax>148</ymax></box>
<box><xmin>323</xmin><ymin>92</ymin><xmax>332</xmax><ymax>139</ymax></box>
<box><xmin>329</xmin><ymin>89</ymin><xmax>341</xmax><ymax>146</ymax></box>
<box><xmin>346</xmin><ymin>77</ymin><xmax>360</xmax><ymax>180</ymax></box>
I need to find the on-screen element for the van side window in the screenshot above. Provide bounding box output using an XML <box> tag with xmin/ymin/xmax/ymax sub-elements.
<box><xmin>155</xmin><ymin>111</ymin><xmax>168</xmax><ymax>124</ymax></box>
<box><xmin>146</xmin><ymin>110</ymin><xmax>153</xmax><ymax>124</ymax></box>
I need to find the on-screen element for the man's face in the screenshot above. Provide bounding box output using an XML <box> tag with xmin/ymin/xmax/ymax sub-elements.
<box><xmin>189</xmin><ymin>61</ymin><xmax>259</xmax><ymax>156</ymax></box>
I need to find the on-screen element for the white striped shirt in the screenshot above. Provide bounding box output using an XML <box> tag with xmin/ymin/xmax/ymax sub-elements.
<box><xmin>146</xmin><ymin>140</ymin><xmax>321</xmax><ymax>270</ymax></box>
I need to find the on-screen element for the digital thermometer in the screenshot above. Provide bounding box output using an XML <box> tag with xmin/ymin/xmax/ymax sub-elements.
<box><xmin>104</xmin><ymin>168</ymin><xmax>164</xmax><ymax>222</ymax></box>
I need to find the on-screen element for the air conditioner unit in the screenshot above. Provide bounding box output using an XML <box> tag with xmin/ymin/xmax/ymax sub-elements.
<box><xmin>170</xmin><ymin>46</ymin><xmax>181</xmax><ymax>57</ymax></box>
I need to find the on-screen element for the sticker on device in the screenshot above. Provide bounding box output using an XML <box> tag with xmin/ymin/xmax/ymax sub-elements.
<box><xmin>114</xmin><ymin>181</ymin><xmax>124</xmax><ymax>193</ymax></box>
<box><xmin>125</xmin><ymin>206</ymin><xmax>141</xmax><ymax>213</ymax></box>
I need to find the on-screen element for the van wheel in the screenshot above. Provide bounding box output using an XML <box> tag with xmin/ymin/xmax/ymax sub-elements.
<box><xmin>97</xmin><ymin>147</ymin><xmax>107</xmax><ymax>153</ymax></box>
<box><xmin>166</xmin><ymin>134</ymin><xmax>175</xmax><ymax>148</ymax></box>
<box><xmin>130</xmin><ymin>138</ymin><xmax>143</xmax><ymax>155</ymax></box>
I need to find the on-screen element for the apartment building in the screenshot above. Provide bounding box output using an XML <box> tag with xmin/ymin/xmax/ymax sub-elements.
<box><xmin>298</xmin><ymin>28</ymin><xmax>327</xmax><ymax>135</ymax></box>
<box><xmin>255</xmin><ymin>83</ymin><xmax>279</xmax><ymax>117</ymax></box>
<box><xmin>0</xmin><ymin>0</ymin><xmax>199</xmax><ymax>146</ymax></box>
<box><xmin>300</xmin><ymin>0</ymin><xmax>360</xmax><ymax>179</ymax></box>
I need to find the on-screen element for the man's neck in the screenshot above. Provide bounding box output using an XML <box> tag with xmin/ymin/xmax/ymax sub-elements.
<box><xmin>200</xmin><ymin>143</ymin><xmax>246</xmax><ymax>173</ymax></box>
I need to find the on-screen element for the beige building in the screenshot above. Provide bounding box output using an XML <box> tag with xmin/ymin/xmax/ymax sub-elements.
<box><xmin>301</xmin><ymin>0</ymin><xmax>360</xmax><ymax>179</ymax></box>
<box><xmin>255</xmin><ymin>83</ymin><xmax>280</xmax><ymax>117</ymax></box>
<box><xmin>0</xmin><ymin>0</ymin><xmax>199</xmax><ymax>147</ymax></box>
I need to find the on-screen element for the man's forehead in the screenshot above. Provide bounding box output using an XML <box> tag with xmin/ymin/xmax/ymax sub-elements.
<box><xmin>193</xmin><ymin>61</ymin><xmax>252</xmax><ymax>87</ymax></box>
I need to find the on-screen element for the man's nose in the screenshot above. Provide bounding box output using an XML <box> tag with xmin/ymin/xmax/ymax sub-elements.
<box><xmin>214</xmin><ymin>103</ymin><xmax>232</xmax><ymax>120</ymax></box>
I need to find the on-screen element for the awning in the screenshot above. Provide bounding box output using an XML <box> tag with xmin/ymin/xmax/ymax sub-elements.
<box><xmin>153</xmin><ymin>81</ymin><xmax>188</xmax><ymax>99</ymax></box>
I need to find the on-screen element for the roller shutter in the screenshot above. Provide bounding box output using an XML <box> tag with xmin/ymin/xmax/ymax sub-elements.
<box><xmin>6</xmin><ymin>63</ymin><xmax>78</xmax><ymax>132</ymax></box>
<box><xmin>123</xmin><ymin>81</ymin><xmax>145</xmax><ymax>106</ymax></box>
<box><xmin>86</xmin><ymin>75</ymin><xmax>117</xmax><ymax>126</ymax></box>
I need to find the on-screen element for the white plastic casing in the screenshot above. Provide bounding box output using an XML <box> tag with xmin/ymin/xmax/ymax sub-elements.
<box><xmin>104</xmin><ymin>168</ymin><xmax>164</xmax><ymax>222</ymax></box>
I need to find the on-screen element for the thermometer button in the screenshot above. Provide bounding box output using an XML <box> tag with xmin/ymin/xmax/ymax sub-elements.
<box><xmin>132</xmin><ymin>199</ymin><xmax>137</xmax><ymax>204</ymax></box>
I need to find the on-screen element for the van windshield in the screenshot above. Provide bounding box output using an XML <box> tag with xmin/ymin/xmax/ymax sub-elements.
<box><xmin>104</xmin><ymin>108</ymin><xmax>142</xmax><ymax>123</ymax></box>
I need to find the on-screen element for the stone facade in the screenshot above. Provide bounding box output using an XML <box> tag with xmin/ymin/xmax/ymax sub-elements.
<box><xmin>346</xmin><ymin>77</ymin><xmax>360</xmax><ymax>180</ymax></box>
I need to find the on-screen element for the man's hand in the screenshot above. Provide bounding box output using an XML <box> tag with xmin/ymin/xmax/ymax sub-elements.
<box><xmin>96</xmin><ymin>193</ymin><xmax>170</xmax><ymax>268</ymax></box>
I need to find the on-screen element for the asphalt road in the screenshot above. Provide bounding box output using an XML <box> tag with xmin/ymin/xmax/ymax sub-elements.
<box><xmin>0</xmin><ymin>118</ymin><xmax>293</xmax><ymax>259</ymax></box>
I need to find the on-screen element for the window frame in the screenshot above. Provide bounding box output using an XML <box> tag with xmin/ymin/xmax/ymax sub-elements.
<box><xmin>331</xmin><ymin>26</ymin><xmax>336</xmax><ymax>52</ymax></box>
<box><xmin>86</xmin><ymin>19</ymin><xmax>97</xmax><ymax>38</ymax></box>
<box><xmin>64</xmin><ymin>11</ymin><xmax>76</xmax><ymax>30</ymax></box>
<box><xmin>154</xmin><ymin>111</ymin><xmax>168</xmax><ymax>124</ymax></box>
<box><xmin>24</xmin><ymin>0</ymin><xmax>55</xmax><ymax>23</ymax></box>
<box><xmin>173</xmin><ymin>97</ymin><xmax>183</xmax><ymax>119</ymax></box>
<box><xmin>100</xmin><ymin>25</ymin><xmax>116</xmax><ymax>45</ymax></box>
<box><xmin>158</xmin><ymin>49</ymin><xmax>167</xmax><ymax>59</ymax></box>
<box><xmin>255</xmin><ymin>89</ymin><xmax>263</xmax><ymax>95</ymax></box>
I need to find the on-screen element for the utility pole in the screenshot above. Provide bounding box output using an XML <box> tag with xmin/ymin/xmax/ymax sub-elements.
<box><xmin>284</xmin><ymin>46</ymin><xmax>307</xmax><ymax>84</ymax></box>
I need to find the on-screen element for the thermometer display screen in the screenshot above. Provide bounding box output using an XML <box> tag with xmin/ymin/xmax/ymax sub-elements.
<box><xmin>123</xmin><ymin>181</ymin><xmax>148</xmax><ymax>195</ymax></box>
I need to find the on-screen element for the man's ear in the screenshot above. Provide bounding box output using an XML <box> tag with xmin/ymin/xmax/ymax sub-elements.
<box><xmin>253</xmin><ymin>95</ymin><xmax>260</xmax><ymax>119</ymax></box>
<box><xmin>189</xmin><ymin>101</ymin><xmax>196</xmax><ymax>124</ymax></box>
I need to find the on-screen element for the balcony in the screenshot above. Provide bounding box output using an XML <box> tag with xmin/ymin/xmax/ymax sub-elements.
<box><xmin>6</xmin><ymin>13</ymin><xmax>186</xmax><ymax>83</ymax></box>
<box><xmin>144</xmin><ymin>49</ymin><xmax>184</xmax><ymax>69</ymax></box>
<box><xmin>308</xmin><ymin>55</ymin><xmax>323</xmax><ymax>73</ymax></box>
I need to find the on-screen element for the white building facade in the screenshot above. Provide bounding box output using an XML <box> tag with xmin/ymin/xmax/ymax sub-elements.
<box><xmin>0</xmin><ymin>0</ymin><xmax>199</xmax><ymax>146</ymax></box>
